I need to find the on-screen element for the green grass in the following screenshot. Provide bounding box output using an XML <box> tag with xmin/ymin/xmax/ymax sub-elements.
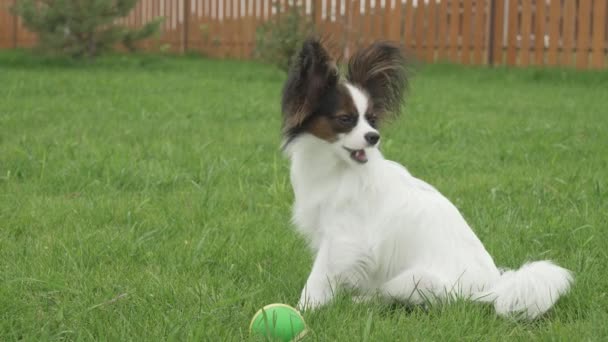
<box><xmin>1</xmin><ymin>50</ymin><xmax>607</xmax><ymax>341</ymax></box>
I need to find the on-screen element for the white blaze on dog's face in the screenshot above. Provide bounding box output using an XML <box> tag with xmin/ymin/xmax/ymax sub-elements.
<box><xmin>281</xmin><ymin>38</ymin><xmax>407</xmax><ymax>166</ymax></box>
<box><xmin>335</xmin><ymin>84</ymin><xmax>380</xmax><ymax>165</ymax></box>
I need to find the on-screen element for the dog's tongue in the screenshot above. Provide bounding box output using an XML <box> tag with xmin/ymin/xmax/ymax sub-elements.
<box><xmin>353</xmin><ymin>149</ymin><xmax>367</xmax><ymax>162</ymax></box>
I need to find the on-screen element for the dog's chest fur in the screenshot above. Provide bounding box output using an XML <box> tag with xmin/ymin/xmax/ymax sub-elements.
<box><xmin>287</xmin><ymin>137</ymin><xmax>413</xmax><ymax>287</ymax></box>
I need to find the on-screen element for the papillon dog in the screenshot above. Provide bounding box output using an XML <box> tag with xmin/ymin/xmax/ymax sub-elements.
<box><xmin>280</xmin><ymin>38</ymin><xmax>573</xmax><ymax>320</ymax></box>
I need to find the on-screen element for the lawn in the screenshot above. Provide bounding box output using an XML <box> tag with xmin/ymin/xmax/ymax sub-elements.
<box><xmin>1</xmin><ymin>51</ymin><xmax>607</xmax><ymax>341</ymax></box>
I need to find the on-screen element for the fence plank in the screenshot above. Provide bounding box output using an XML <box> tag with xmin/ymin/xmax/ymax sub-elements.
<box><xmin>591</xmin><ymin>0</ymin><xmax>606</xmax><ymax>69</ymax></box>
<box><xmin>163</xmin><ymin>0</ymin><xmax>171</xmax><ymax>32</ymax></box>
<box><xmin>390</xmin><ymin>0</ymin><xmax>402</xmax><ymax>45</ymax></box>
<box><xmin>215</xmin><ymin>0</ymin><xmax>226</xmax><ymax>58</ymax></box>
<box><xmin>341</xmin><ymin>0</ymin><xmax>349</xmax><ymax>54</ymax></box>
<box><xmin>257</xmin><ymin>0</ymin><xmax>264</xmax><ymax>55</ymax></box>
<box><xmin>164</xmin><ymin>0</ymin><xmax>171</xmax><ymax>50</ymax></box>
<box><xmin>393</xmin><ymin>1</ymin><xmax>405</xmax><ymax>46</ymax></box>
<box><xmin>426</xmin><ymin>0</ymin><xmax>437</xmax><ymax>62</ymax></box>
<box><xmin>328</xmin><ymin>0</ymin><xmax>337</xmax><ymax>49</ymax></box>
<box><xmin>437</xmin><ymin>0</ymin><xmax>448</xmax><ymax>60</ymax></box>
<box><xmin>136</xmin><ymin>0</ymin><xmax>141</xmax><ymax>29</ymax></box>
<box><xmin>198</xmin><ymin>0</ymin><xmax>204</xmax><ymax>54</ymax></box>
<box><xmin>332</xmin><ymin>0</ymin><xmax>340</xmax><ymax>54</ymax></box>
<box><xmin>365</xmin><ymin>0</ymin><xmax>376</xmax><ymax>44</ymax></box>
<box><xmin>363</xmin><ymin>0</ymin><xmax>373</xmax><ymax>46</ymax></box>
<box><xmin>195</xmin><ymin>0</ymin><xmax>205</xmax><ymax>51</ymax></box>
<box><xmin>314</xmin><ymin>0</ymin><xmax>322</xmax><ymax>37</ymax></box>
<box><xmin>242</xmin><ymin>0</ymin><xmax>249</xmax><ymax>58</ymax></box>
<box><xmin>264</xmin><ymin>0</ymin><xmax>270</xmax><ymax>20</ymax></box>
<box><xmin>404</xmin><ymin>0</ymin><xmax>414</xmax><ymax>51</ymax></box>
<box><xmin>0</xmin><ymin>5</ymin><xmax>4</xmax><ymax>48</ymax></box>
<box><xmin>184</xmin><ymin>0</ymin><xmax>191</xmax><ymax>51</ymax></box>
<box><xmin>519</xmin><ymin>0</ymin><xmax>532</xmax><ymax>66</ymax></box>
<box><xmin>383</xmin><ymin>0</ymin><xmax>391</xmax><ymax>38</ymax></box>
<box><xmin>350</xmin><ymin>0</ymin><xmax>361</xmax><ymax>54</ymax></box>
<box><xmin>547</xmin><ymin>0</ymin><xmax>560</xmax><ymax>66</ymax></box>
<box><xmin>449</xmin><ymin>0</ymin><xmax>460</xmax><ymax>62</ymax></box>
<box><xmin>461</xmin><ymin>0</ymin><xmax>472</xmax><ymax>64</ymax></box>
<box><xmin>154</xmin><ymin>0</ymin><xmax>160</xmax><ymax>50</ymax></box>
<box><xmin>249</xmin><ymin>0</ymin><xmax>257</xmax><ymax>58</ymax></box>
<box><xmin>373</xmin><ymin>0</ymin><xmax>383</xmax><ymax>42</ymax></box>
<box><xmin>238</xmin><ymin>0</ymin><xmax>243</xmax><ymax>57</ymax></box>
<box><xmin>472</xmin><ymin>0</ymin><xmax>485</xmax><ymax>64</ymax></box>
<box><xmin>216</xmin><ymin>0</ymin><xmax>223</xmax><ymax>58</ymax></box>
<box><xmin>415</xmin><ymin>0</ymin><xmax>426</xmax><ymax>60</ymax></box>
<box><xmin>225</xmin><ymin>0</ymin><xmax>232</xmax><ymax>57</ymax></box>
<box><xmin>227</xmin><ymin>0</ymin><xmax>235</xmax><ymax>57</ymax></box>
<box><xmin>174</xmin><ymin>0</ymin><xmax>179</xmax><ymax>48</ymax></box>
<box><xmin>491</xmin><ymin>0</ymin><xmax>505</xmax><ymax>65</ymax></box>
<box><xmin>128</xmin><ymin>0</ymin><xmax>134</xmax><ymax>28</ymax></box>
<box><xmin>216</xmin><ymin>0</ymin><xmax>226</xmax><ymax>58</ymax></box>
<box><xmin>160</xmin><ymin>0</ymin><xmax>165</xmax><ymax>32</ymax></box>
<box><xmin>233</xmin><ymin>0</ymin><xmax>239</xmax><ymax>57</ymax></box>
<box><xmin>179</xmin><ymin>0</ymin><xmax>185</xmax><ymax>52</ymax></box>
<box><xmin>0</xmin><ymin>3</ymin><xmax>8</xmax><ymax>49</ymax></box>
<box><xmin>506</xmin><ymin>0</ymin><xmax>518</xmax><ymax>66</ymax></box>
<box><xmin>561</xmin><ymin>0</ymin><xmax>575</xmax><ymax>67</ymax></box>
<box><xmin>237</xmin><ymin>0</ymin><xmax>244</xmax><ymax>58</ymax></box>
<box><xmin>576</xmin><ymin>0</ymin><xmax>591</xmax><ymax>69</ymax></box>
<box><xmin>327</xmin><ymin>0</ymin><xmax>335</xmax><ymax>49</ymax></box>
<box><xmin>202</xmin><ymin>0</ymin><xmax>209</xmax><ymax>54</ymax></box>
<box><xmin>534</xmin><ymin>0</ymin><xmax>546</xmax><ymax>65</ymax></box>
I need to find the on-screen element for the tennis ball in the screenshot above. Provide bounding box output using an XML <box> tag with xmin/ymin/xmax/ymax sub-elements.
<box><xmin>249</xmin><ymin>303</ymin><xmax>307</xmax><ymax>341</ymax></box>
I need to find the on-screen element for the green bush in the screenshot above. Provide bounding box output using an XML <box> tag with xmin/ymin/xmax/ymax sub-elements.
<box><xmin>12</xmin><ymin>0</ymin><xmax>163</xmax><ymax>59</ymax></box>
<box><xmin>254</xmin><ymin>2</ymin><xmax>315</xmax><ymax>71</ymax></box>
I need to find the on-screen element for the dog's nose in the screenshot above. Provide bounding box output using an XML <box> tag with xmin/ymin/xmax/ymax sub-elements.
<box><xmin>365</xmin><ymin>132</ymin><xmax>380</xmax><ymax>146</ymax></box>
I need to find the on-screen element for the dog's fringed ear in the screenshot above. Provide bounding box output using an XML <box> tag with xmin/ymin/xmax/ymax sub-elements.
<box><xmin>281</xmin><ymin>38</ymin><xmax>338</xmax><ymax>136</ymax></box>
<box><xmin>347</xmin><ymin>42</ymin><xmax>408</xmax><ymax>118</ymax></box>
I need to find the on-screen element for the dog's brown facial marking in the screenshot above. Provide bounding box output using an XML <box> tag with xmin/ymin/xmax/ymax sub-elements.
<box><xmin>304</xmin><ymin>84</ymin><xmax>359</xmax><ymax>142</ymax></box>
<box><xmin>281</xmin><ymin>38</ymin><xmax>406</xmax><ymax>148</ymax></box>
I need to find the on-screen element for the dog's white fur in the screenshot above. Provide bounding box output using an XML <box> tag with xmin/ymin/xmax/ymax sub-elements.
<box><xmin>285</xmin><ymin>83</ymin><xmax>573</xmax><ymax>320</ymax></box>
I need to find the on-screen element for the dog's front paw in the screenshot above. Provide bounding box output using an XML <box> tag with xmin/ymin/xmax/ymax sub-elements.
<box><xmin>297</xmin><ymin>294</ymin><xmax>324</xmax><ymax>312</ymax></box>
<box><xmin>297</xmin><ymin>286</ymin><xmax>332</xmax><ymax>311</ymax></box>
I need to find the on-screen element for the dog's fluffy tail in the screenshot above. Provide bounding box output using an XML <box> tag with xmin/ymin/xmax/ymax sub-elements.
<box><xmin>477</xmin><ymin>260</ymin><xmax>573</xmax><ymax>320</ymax></box>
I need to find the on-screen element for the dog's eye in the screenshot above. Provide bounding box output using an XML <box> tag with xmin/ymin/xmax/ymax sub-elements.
<box><xmin>337</xmin><ymin>115</ymin><xmax>355</xmax><ymax>125</ymax></box>
<box><xmin>367</xmin><ymin>115</ymin><xmax>378</xmax><ymax>127</ymax></box>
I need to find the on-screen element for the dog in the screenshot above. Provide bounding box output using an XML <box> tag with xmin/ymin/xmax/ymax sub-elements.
<box><xmin>279</xmin><ymin>38</ymin><xmax>573</xmax><ymax>320</ymax></box>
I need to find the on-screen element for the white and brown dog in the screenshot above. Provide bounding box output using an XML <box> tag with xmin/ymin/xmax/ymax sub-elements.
<box><xmin>280</xmin><ymin>38</ymin><xmax>572</xmax><ymax>319</ymax></box>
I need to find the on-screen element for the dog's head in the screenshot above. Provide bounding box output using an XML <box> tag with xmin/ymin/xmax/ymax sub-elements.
<box><xmin>281</xmin><ymin>38</ymin><xmax>407</xmax><ymax>165</ymax></box>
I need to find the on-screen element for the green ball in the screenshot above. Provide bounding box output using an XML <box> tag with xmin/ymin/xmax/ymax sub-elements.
<box><xmin>249</xmin><ymin>303</ymin><xmax>307</xmax><ymax>341</ymax></box>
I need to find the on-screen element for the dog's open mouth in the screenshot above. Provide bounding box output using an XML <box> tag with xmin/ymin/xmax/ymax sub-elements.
<box><xmin>344</xmin><ymin>147</ymin><xmax>368</xmax><ymax>164</ymax></box>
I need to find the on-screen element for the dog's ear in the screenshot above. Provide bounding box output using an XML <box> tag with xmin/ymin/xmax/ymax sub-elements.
<box><xmin>281</xmin><ymin>38</ymin><xmax>339</xmax><ymax>136</ymax></box>
<box><xmin>347</xmin><ymin>42</ymin><xmax>408</xmax><ymax>119</ymax></box>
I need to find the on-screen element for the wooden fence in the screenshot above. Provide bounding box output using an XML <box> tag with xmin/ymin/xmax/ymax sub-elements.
<box><xmin>1</xmin><ymin>0</ymin><xmax>607</xmax><ymax>69</ymax></box>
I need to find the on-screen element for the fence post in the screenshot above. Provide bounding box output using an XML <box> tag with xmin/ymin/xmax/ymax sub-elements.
<box><xmin>487</xmin><ymin>0</ymin><xmax>496</xmax><ymax>65</ymax></box>
<box><xmin>488</xmin><ymin>0</ymin><xmax>505</xmax><ymax>66</ymax></box>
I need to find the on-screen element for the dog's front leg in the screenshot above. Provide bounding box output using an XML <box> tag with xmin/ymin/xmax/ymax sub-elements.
<box><xmin>297</xmin><ymin>237</ymin><xmax>366</xmax><ymax>311</ymax></box>
<box><xmin>297</xmin><ymin>239</ymin><xmax>335</xmax><ymax>311</ymax></box>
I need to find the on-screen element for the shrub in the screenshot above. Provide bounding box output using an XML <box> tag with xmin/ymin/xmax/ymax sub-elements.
<box><xmin>254</xmin><ymin>2</ymin><xmax>315</xmax><ymax>71</ymax></box>
<box><xmin>12</xmin><ymin>0</ymin><xmax>163</xmax><ymax>59</ymax></box>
